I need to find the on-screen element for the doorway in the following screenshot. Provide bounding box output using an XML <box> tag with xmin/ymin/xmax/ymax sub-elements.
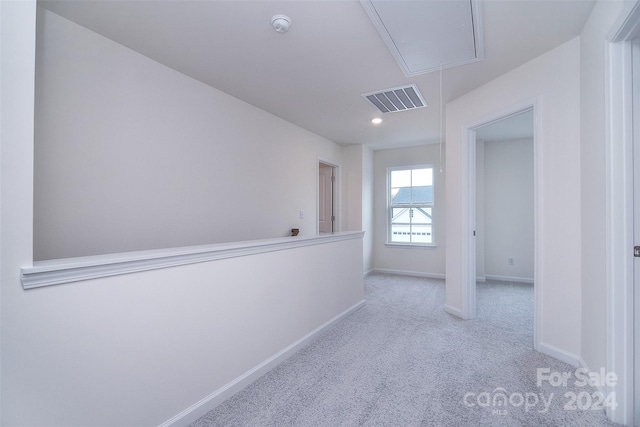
<box><xmin>474</xmin><ymin>109</ymin><xmax>535</xmax><ymax>344</ymax></box>
<box><xmin>318</xmin><ymin>161</ymin><xmax>337</xmax><ymax>234</ymax></box>
<box><xmin>462</xmin><ymin>102</ymin><xmax>539</xmax><ymax>348</ymax></box>
<box><xmin>475</xmin><ymin>109</ymin><xmax>534</xmax><ymax>284</ymax></box>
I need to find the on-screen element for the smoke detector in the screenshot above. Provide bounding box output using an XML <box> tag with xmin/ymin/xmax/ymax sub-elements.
<box><xmin>271</xmin><ymin>15</ymin><xmax>291</xmax><ymax>34</ymax></box>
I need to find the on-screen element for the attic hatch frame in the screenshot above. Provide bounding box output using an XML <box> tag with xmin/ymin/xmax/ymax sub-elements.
<box><xmin>359</xmin><ymin>0</ymin><xmax>484</xmax><ymax>77</ymax></box>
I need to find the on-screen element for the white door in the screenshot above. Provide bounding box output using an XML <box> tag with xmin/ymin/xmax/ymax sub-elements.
<box><xmin>319</xmin><ymin>164</ymin><xmax>334</xmax><ymax>233</ymax></box>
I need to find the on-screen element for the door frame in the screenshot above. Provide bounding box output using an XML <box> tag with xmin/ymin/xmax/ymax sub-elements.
<box><xmin>317</xmin><ymin>159</ymin><xmax>340</xmax><ymax>234</ymax></box>
<box><xmin>606</xmin><ymin>2</ymin><xmax>640</xmax><ymax>424</ymax></box>
<box><xmin>461</xmin><ymin>98</ymin><xmax>540</xmax><ymax>352</ymax></box>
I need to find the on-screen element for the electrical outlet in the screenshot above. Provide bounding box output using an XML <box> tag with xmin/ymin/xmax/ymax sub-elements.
<box><xmin>508</xmin><ymin>257</ymin><xmax>514</xmax><ymax>266</ymax></box>
<box><xmin>300</xmin><ymin>210</ymin><xmax>305</xmax><ymax>219</ymax></box>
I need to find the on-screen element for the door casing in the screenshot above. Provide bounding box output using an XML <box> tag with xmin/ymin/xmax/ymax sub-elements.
<box><xmin>605</xmin><ymin>2</ymin><xmax>640</xmax><ymax>424</ymax></box>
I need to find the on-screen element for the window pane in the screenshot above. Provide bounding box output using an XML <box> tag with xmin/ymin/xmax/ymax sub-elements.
<box><xmin>391</xmin><ymin>187</ymin><xmax>412</xmax><ymax>204</ymax></box>
<box><xmin>391</xmin><ymin>170</ymin><xmax>411</xmax><ymax>188</ymax></box>
<box><xmin>411</xmin><ymin>224</ymin><xmax>432</xmax><ymax>243</ymax></box>
<box><xmin>410</xmin><ymin>186</ymin><xmax>433</xmax><ymax>204</ymax></box>
<box><xmin>412</xmin><ymin>207</ymin><xmax>432</xmax><ymax>224</ymax></box>
<box><xmin>390</xmin><ymin>207</ymin><xmax>433</xmax><ymax>243</ymax></box>
<box><xmin>391</xmin><ymin>207</ymin><xmax>409</xmax><ymax>243</ymax></box>
<box><xmin>391</xmin><ymin>207</ymin><xmax>411</xmax><ymax>224</ymax></box>
<box><xmin>412</xmin><ymin>168</ymin><xmax>432</xmax><ymax>186</ymax></box>
<box><xmin>391</xmin><ymin>224</ymin><xmax>411</xmax><ymax>242</ymax></box>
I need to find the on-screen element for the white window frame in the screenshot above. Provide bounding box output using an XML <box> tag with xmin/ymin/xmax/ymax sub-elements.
<box><xmin>386</xmin><ymin>165</ymin><xmax>435</xmax><ymax>247</ymax></box>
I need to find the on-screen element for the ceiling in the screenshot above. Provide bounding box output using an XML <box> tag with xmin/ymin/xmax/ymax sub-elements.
<box><xmin>38</xmin><ymin>0</ymin><xmax>594</xmax><ymax>150</ymax></box>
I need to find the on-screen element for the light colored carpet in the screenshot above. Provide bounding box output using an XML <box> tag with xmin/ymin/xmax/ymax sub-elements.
<box><xmin>189</xmin><ymin>273</ymin><xmax>617</xmax><ymax>426</ymax></box>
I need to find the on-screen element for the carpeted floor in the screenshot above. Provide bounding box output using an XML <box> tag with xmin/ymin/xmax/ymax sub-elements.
<box><xmin>189</xmin><ymin>273</ymin><xmax>617</xmax><ymax>426</ymax></box>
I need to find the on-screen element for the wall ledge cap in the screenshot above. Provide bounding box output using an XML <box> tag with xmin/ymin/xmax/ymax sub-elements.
<box><xmin>22</xmin><ymin>231</ymin><xmax>365</xmax><ymax>289</ymax></box>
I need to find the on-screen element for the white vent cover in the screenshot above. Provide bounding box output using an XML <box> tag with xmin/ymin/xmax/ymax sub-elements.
<box><xmin>362</xmin><ymin>84</ymin><xmax>427</xmax><ymax>114</ymax></box>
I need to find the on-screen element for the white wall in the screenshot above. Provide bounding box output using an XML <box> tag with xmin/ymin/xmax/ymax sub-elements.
<box><xmin>373</xmin><ymin>144</ymin><xmax>446</xmax><ymax>277</ymax></box>
<box><xmin>477</xmin><ymin>138</ymin><xmax>534</xmax><ymax>282</ymax></box>
<box><xmin>1</xmin><ymin>7</ymin><xmax>368</xmax><ymax>425</ymax></box>
<box><xmin>1</xmin><ymin>0</ymin><xmax>37</xmax><ymax>424</ymax></box>
<box><xmin>362</xmin><ymin>145</ymin><xmax>374</xmax><ymax>272</ymax></box>
<box><xmin>5</xmin><ymin>237</ymin><xmax>364</xmax><ymax>426</ymax></box>
<box><xmin>341</xmin><ymin>144</ymin><xmax>375</xmax><ymax>273</ymax></box>
<box><xmin>342</xmin><ymin>145</ymin><xmax>364</xmax><ymax>233</ymax></box>
<box><xmin>34</xmin><ymin>9</ymin><xmax>343</xmax><ymax>260</ymax></box>
<box><xmin>579</xmin><ymin>0</ymin><xmax>630</xmax><ymax>374</ymax></box>
<box><xmin>446</xmin><ymin>38</ymin><xmax>581</xmax><ymax>360</ymax></box>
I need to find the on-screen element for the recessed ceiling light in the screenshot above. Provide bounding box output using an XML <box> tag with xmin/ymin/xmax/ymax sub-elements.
<box><xmin>371</xmin><ymin>118</ymin><xmax>383</xmax><ymax>125</ymax></box>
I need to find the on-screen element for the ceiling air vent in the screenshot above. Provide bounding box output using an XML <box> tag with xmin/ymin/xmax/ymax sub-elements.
<box><xmin>362</xmin><ymin>84</ymin><xmax>427</xmax><ymax>114</ymax></box>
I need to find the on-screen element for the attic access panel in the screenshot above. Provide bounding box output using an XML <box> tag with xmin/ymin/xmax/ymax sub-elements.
<box><xmin>360</xmin><ymin>0</ymin><xmax>483</xmax><ymax>76</ymax></box>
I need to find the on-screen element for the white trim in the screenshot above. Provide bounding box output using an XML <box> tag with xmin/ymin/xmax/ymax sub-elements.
<box><xmin>444</xmin><ymin>304</ymin><xmax>463</xmax><ymax>318</ymax></box>
<box><xmin>538</xmin><ymin>342</ymin><xmax>580</xmax><ymax>368</ymax></box>
<box><xmin>484</xmin><ymin>275</ymin><xmax>534</xmax><ymax>284</ymax></box>
<box><xmin>384</xmin><ymin>243</ymin><xmax>437</xmax><ymax>249</ymax></box>
<box><xmin>464</xmin><ymin>127</ymin><xmax>477</xmax><ymax>320</ymax></box>
<box><xmin>363</xmin><ymin>269</ymin><xmax>375</xmax><ymax>277</ymax></box>
<box><xmin>373</xmin><ymin>268</ymin><xmax>445</xmax><ymax>280</ymax></box>
<box><xmin>158</xmin><ymin>299</ymin><xmax>366</xmax><ymax>427</ymax></box>
<box><xmin>21</xmin><ymin>231</ymin><xmax>365</xmax><ymax>290</ymax></box>
<box><xmin>476</xmin><ymin>276</ymin><xmax>534</xmax><ymax>284</ymax></box>
<box><xmin>608</xmin><ymin>0</ymin><xmax>640</xmax><ymax>43</ymax></box>
<box><xmin>579</xmin><ymin>357</ymin><xmax>607</xmax><ymax>398</ymax></box>
<box><xmin>605</xmin><ymin>2</ymin><xmax>640</xmax><ymax>424</ymax></box>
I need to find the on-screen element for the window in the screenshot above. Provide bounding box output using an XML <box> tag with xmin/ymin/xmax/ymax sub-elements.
<box><xmin>388</xmin><ymin>166</ymin><xmax>434</xmax><ymax>245</ymax></box>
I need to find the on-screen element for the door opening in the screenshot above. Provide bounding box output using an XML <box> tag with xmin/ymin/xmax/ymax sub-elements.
<box><xmin>462</xmin><ymin>102</ymin><xmax>539</xmax><ymax>350</ymax></box>
<box><xmin>475</xmin><ymin>109</ymin><xmax>535</xmax><ymax>343</ymax></box>
<box><xmin>319</xmin><ymin>162</ymin><xmax>336</xmax><ymax>234</ymax></box>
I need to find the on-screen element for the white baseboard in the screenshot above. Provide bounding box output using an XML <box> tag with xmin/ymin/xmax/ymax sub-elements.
<box><xmin>159</xmin><ymin>300</ymin><xmax>366</xmax><ymax>427</ymax></box>
<box><xmin>363</xmin><ymin>269</ymin><xmax>374</xmax><ymax>277</ymax></box>
<box><xmin>538</xmin><ymin>342</ymin><xmax>580</xmax><ymax>367</ymax></box>
<box><xmin>484</xmin><ymin>274</ymin><xmax>534</xmax><ymax>284</ymax></box>
<box><xmin>373</xmin><ymin>268</ymin><xmax>445</xmax><ymax>280</ymax></box>
<box><xmin>578</xmin><ymin>357</ymin><xmax>606</xmax><ymax>396</ymax></box>
<box><xmin>444</xmin><ymin>304</ymin><xmax>463</xmax><ymax>318</ymax></box>
<box><xmin>476</xmin><ymin>276</ymin><xmax>486</xmax><ymax>283</ymax></box>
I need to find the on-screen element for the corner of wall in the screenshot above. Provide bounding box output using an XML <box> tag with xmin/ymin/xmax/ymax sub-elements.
<box><xmin>1</xmin><ymin>1</ymin><xmax>37</xmax><ymax>424</ymax></box>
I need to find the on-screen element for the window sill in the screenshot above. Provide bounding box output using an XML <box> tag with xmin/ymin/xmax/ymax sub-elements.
<box><xmin>384</xmin><ymin>242</ymin><xmax>437</xmax><ymax>249</ymax></box>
